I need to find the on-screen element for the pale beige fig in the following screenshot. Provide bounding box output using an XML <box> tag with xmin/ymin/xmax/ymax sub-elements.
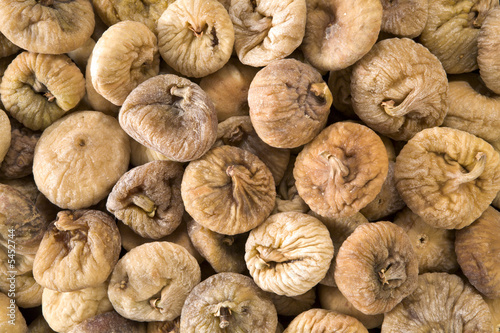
<box><xmin>69</xmin><ymin>310</ymin><xmax>148</xmax><ymax>333</ymax></box>
<box><xmin>248</xmin><ymin>58</ymin><xmax>332</xmax><ymax>148</ymax></box>
<box><xmin>180</xmin><ymin>272</ymin><xmax>278</xmax><ymax>333</ymax></box>
<box><xmin>380</xmin><ymin>0</ymin><xmax>428</xmax><ymax>38</ymax></box>
<box><xmin>381</xmin><ymin>273</ymin><xmax>492</xmax><ymax>332</ymax></box>
<box><xmin>42</xmin><ymin>283</ymin><xmax>114</xmax><ymax>333</ymax></box>
<box><xmin>108</xmin><ymin>241</ymin><xmax>201</xmax><ymax>322</ymax></box>
<box><xmin>301</xmin><ymin>0</ymin><xmax>382</xmax><ymax>72</ymax></box>
<box><xmin>157</xmin><ymin>0</ymin><xmax>234</xmax><ymax>78</ymax></box>
<box><xmin>267</xmin><ymin>288</ymin><xmax>316</xmax><ymax>317</ymax></box>
<box><xmin>294</xmin><ymin>121</ymin><xmax>388</xmax><ymax>218</ymax></box>
<box><xmin>0</xmin><ymin>292</ymin><xmax>28</xmax><ymax>333</ymax></box>
<box><xmin>0</xmin><ymin>52</ymin><xmax>86</xmax><ymax>131</ymax></box>
<box><xmin>0</xmin><ymin>109</ymin><xmax>10</xmax><ymax>164</ymax></box>
<box><xmin>119</xmin><ymin>74</ymin><xmax>217</xmax><ymax>162</ymax></box>
<box><xmin>0</xmin><ymin>0</ymin><xmax>95</xmax><ymax>54</ymax></box>
<box><xmin>229</xmin><ymin>0</ymin><xmax>307</xmax><ymax>67</ymax></box>
<box><xmin>245</xmin><ymin>211</ymin><xmax>333</xmax><ymax>296</ymax></box>
<box><xmin>67</xmin><ymin>38</ymin><xmax>95</xmax><ymax>72</ymax></box>
<box><xmin>129</xmin><ymin>138</ymin><xmax>170</xmax><ymax>167</ymax></box>
<box><xmin>283</xmin><ymin>308</ymin><xmax>368</xmax><ymax>333</ymax></box>
<box><xmin>33</xmin><ymin>111</ymin><xmax>130</xmax><ymax>209</ymax></box>
<box><xmin>0</xmin><ymin>32</ymin><xmax>19</xmax><ymax>58</ymax></box>
<box><xmin>395</xmin><ymin>127</ymin><xmax>500</xmax><ymax>229</ymax></box>
<box><xmin>91</xmin><ymin>21</ymin><xmax>160</xmax><ymax>106</ymax></box>
<box><xmin>478</xmin><ymin>7</ymin><xmax>500</xmax><ymax>94</ymax></box>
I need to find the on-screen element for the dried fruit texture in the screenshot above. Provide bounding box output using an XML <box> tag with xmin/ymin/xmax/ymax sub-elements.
<box><xmin>147</xmin><ymin>318</ymin><xmax>180</xmax><ymax>333</ymax></box>
<box><xmin>199</xmin><ymin>58</ymin><xmax>259</xmax><ymax>122</ymax></box>
<box><xmin>443</xmin><ymin>73</ymin><xmax>500</xmax><ymax>143</ymax></box>
<box><xmin>180</xmin><ymin>272</ymin><xmax>278</xmax><ymax>333</ymax></box>
<box><xmin>33</xmin><ymin>210</ymin><xmax>121</xmax><ymax>292</ymax></box>
<box><xmin>245</xmin><ymin>211</ymin><xmax>333</xmax><ymax>296</ymax></box>
<box><xmin>91</xmin><ymin>20</ymin><xmax>160</xmax><ymax>106</ymax></box>
<box><xmin>42</xmin><ymin>283</ymin><xmax>113</xmax><ymax>333</ymax></box>
<box><xmin>69</xmin><ymin>310</ymin><xmax>148</xmax><ymax>333</ymax></box>
<box><xmin>67</xmin><ymin>38</ymin><xmax>95</xmax><ymax>72</ymax></box>
<box><xmin>0</xmin><ymin>52</ymin><xmax>86</xmax><ymax>131</ymax></box>
<box><xmin>129</xmin><ymin>139</ymin><xmax>170</xmax><ymax>167</ymax></box>
<box><xmin>351</xmin><ymin>38</ymin><xmax>449</xmax><ymax>141</ymax></box>
<box><xmin>28</xmin><ymin>315</ymin><xmax>56</xmax><ymax>333</ymax></box>
<box><xmin>107</xmin><ymin>160</ymin><xmax>184</xmax><ymax>239</ymax></box>
<box><xmin>181</xmin><ymin>145</ymin><xmax>276</xmax><ymax>235</ymax></box>
<box><xmin>0</xmin><ymin>109</ymin><xmax>10</xmax><ymax>164</ymax></box>
<box><xmin>478</xmin><ymin>8</ymin><xmax>500</xmax><ymax>94</ymax></box>
<box><xmin>0</xmin><ymin>32</ymin><xmax>19</xmax><ymax>57</ymax></box>
<box><xmin>248</xmin><ymin>59</ymin><xmax>332</xmax><ymax>148</ymax></box>
<box><xmin>455</xmin><ymin>206</ymin><xmax>500</xmax><ymax>298</ymax></box>
<box><xmin>229</xmin><ymin>0</ymin><xmax>307</xmax><ymax>67</ymax></box>
<box><xmin>108</xmin><ymin>241</ymin><xmax>201</xmax><ymax>322</ymax></box>
<box><xmin>273</xmin><ymin>155</ymin><xmax>309</xmax><ymax>214</ymax></box>
<box><xmin>381</xmin><ymin>272</ymin><xmax>492</xmax><ymax>332</ymax></box>
<box><xmin>92</xmin><ymin>0</ymin><xmax>174</xmax><ymax>34</ymax></box>
<box><xmin>119</xmin><ymin>74</ymin><xmax>217</xmax><ymax>162</ymax></box>
<box><xmin>380</xmin><ymin>0</ymin><xmax>428</xmax><ymax>38</ymax></box>
<box><xmin>283</xmin><ymin>308</ymin><xmax>368</xmax><ymax>333</ymax></box>
<box><xmin>393</xmin><ymin>208</ymin><xmax>458</xmax><ymax>273</ymax></box>
<box><xmin>394</xmin><ymin>127</ymin><xmax>500</xmax><ymax>229</ymax></box>
<box><xmin>484</xmin><ymin>297</ymin><xmax>500</xmax><ymax>333</ymax></box>
<box><xmin>268</xmin><ymin>288</ymin><xmax>316</xmax><ymax>317</ymax></box>
<box><xmin>419</xmin><ymin>0</ymin><xmax>499</xmax><ymax>74</ymax></box>
<box><xmin>0</xmin><ymin>292</ymin><xmax>28</xmax><ymax>333</ymax></box>
<box><xmin>301</xmin><ymin>0</ymin><xmax>382</xmax><ymax>72</ymax></box>
<box><xmin>0</xmin><ymin>176</ymin><xmax>39</xmax><ymax>203</ymax></box>
<box><xmin>327</xmin><ymin>67</ymin><xmax>356</xmax><ymax>118</ymax></box>
<box><xmin>157</xmin><ymin>0</ymin><xmax>234</xmax><ymax>78</ymax></box>
<box><xmin>187</xmin><ymin>219</ymin><xmax>247</xmax><ymax>273</ymax></box>
<box><xmin>335</xmin><ymin>221</ymin><xmax>419</xmax><ymax>315</ymax></box>
<box><xmin>0</xmin><ymin>271</ymin><xmax>42</xmax><ymax>308</ymax></box>
<box><xmin>0</xmin><ymin>0</ymin><xmax>94</xmax><ymax>54</ymax></box>
<box><xmin>84</xmin><ymin>53</ymin><xmax>120</xmax><ymax>116</ymax></box>
<box><xmin>318</xmin><ymin>285</ymin><xmax>384</xmax><ymax>329</ymax></box>
<box><xmin>214</xmin><ymin>116</ymin><xmax>290</xmax><ymax>184</ymax></box>
<box><xmin>33</xmin><ymin>111</ymin><xmax>130</xmax><ymax>209</ymax></box>
<box><xmin>294</xmin><ymin>122</ymin><xmax>388</xmax><ymax>218</ymax></box>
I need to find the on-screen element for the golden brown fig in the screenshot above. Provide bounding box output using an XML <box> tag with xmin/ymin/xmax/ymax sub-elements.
<box><xmin>327</xmin><ymin>66</ymin><xmax>356</xmax><ymax>118</ymax></box>
<box><xmin>273</xmin><ymin>155</ymin><xmax>309</xmax><ymax>214</ymax></box>
<box><xmin>0</xmin><ymin>271</ymin><xmax>43</xmax><ymax>308</ymax></box>
<box><xmin>484</xmin><ymin>297</ymin><xmax>500</xmax><ymax>333</ymax></box>
<box><xmin>381</xmin><ymin>273</ymin><xmax>492</xmax><ymax>332</ymax></box>
<box><xmin>267</xmin><ymin>288</ymin><xmax>316</xmax><ymax>317</ymax></box>
<box><xmin>478</xmin><ymin>7</ymin><xmax>500</xmax><ymax>94</ymax></box>
<box><xmin>0</xmin><ymin>109</ymin><xmax>10</xmax><ymax>164</ymax></box>
<box><xmin>283</xmin><ymin>308</ymin><xmax>368</xmax><ymax>333</ymax></box>
<box><xmin>0</xmin><ymin>32</ymin><xmax>19</xmax><ymax>58</ymax></box>
<box><xmin>69</xmin><ymin>310</ymin><xmax>148</xmax><ymax>333</ymax></box>
<box><xmin>380</xmin><ymin>0</ymin><xmax>428</xmax><ymax>38</ymax></box>
<box><xmin>0</xmin><ymin>291</ymin><xmax>28</xmax><ymax>333</ymax></box>
<box><xmin>335</xmin><ymin>221</ymin><xmax>419</xmax><ymax>315</ymax></box>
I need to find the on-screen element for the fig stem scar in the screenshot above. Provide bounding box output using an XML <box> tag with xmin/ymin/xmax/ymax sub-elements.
<box><xmin>215</xmin><ymin>306</ymin><xmax>231</xmax><ymax>329</ymax></box>
<box><xmin>131</xmin><ymin>194</ymin><xmax>157</xmax><ymax>218</ymax></box>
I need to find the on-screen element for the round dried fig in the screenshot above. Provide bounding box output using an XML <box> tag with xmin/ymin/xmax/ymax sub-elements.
<box><xmin>245</xmin><ymin>211</ymin><xmax>333</xmax><ymax>296</ymax></box>
<box><xmin>129</xmin><ymin>138</ymin><xmax>170</xmax><ymax>167</ymax></box>
<box><xmin>42</xmin><ymin>283</ymin><xmax>113</xmax><ymax>333</ymax></box>
<box><xmin>335</xmin><ymin>221</ymin><xmax>419</xmax><ymax>315</ymax></box>
<box><xmin>394</xmin><ymin>127</ymin><xmax>500</xmax><ymax>229</ymax></box>
<box><xmin>0</xmin><ymin>32</ymin><xmax>19</xmax><ymax>58</ymax></box>
<box><xmin>318</xmin><ymin>285</ymin><xmax>384</xmax><ymax>329</ymax></box>
<box><xmin>108</xmin><ymin>241</ymin><xmax>201</xmax><ymax>322</ymax></box>
<box><xmin>273</xmin><ymin>155</ymin><xmax>309</xmax><ymax>214</ymax></box>
<box><xmin>119</xmin><ymin>74</ymin><xmax>217</xmax><ymax>162</ymax></box>
<box><xmin>157</xmin><ymin>0</ymin><xmax>234</xmax><ymax>78</ymax></box>
<box><xmin>229</xmin><ymin>0</ymin><xmax>307</xmax><ymax>67</ymax></box>
<box><xmin>0</xmin><ymin>271</ymin><xmax>43</xmax><ymax>308</ymax></box>
<box><xmin>294</xmin><ymin>121</ymin><xmax>389</xmax><ymax>218</ymax></box>
<box><xmin>485</xmin><ymin>297</ymin><xmax>500</xmax><ymax>333</ymax></box>
<box><xmin>180</xmin><ymin>272</ymin><xmax>278</xmax><ymax>333</ymax></box>
<box><xmin>267</xmin><ymin>288</ymin><xmax>316</xmax><ymax>317</ymax></box>
<box><xmin>69</xmin><ymin>310</ymin><xmax>148</xmax><ymax>333</ymax></box>
<box><xmin>351</xmin><ymin>38</ymin><xmax>449</xmax><ymax>141</ymax></box>
<box><xmin>419</xmin><ymin>0</ymin><xmax>498</xmax><ymax>74</ymax></box>
<box><xmin>380</xmin><ymin>0</ymin><xmax>428</xmax><ymax>38</ymax></box>
<box><xmin>283</xmin><ymin>308</ymin><xmax>368</xmax><ymax>333</ymax></box>
<box><xmin>301</xmin><ymin>0</ymin><xmax>382</xmax><ymax>72</ymax></box>
<box><xmin>0</xmin><ymin>291</ymin><xmax>28</xmax><ymax>333</ymax></box>
<box><xmin>0</xmin><ymin>109</ymin><xmax>10</xmax><ymax>164</ymax></box>
<box><xmin>91</xmin><ymin>20</ymin><xmax>160</xmax><ymax>106</ymax></box>
<box><xmin>0</xmin><ymin>52</ymin><xmax>86</xmax><ymax>131</ymax></box>
<box><xmin>33</xmin><ymin>210</ymin><xmax>121</xmax><ymax>292</ymax></box>
<box><xmin>0</xmin><ymin>0</ymin><xmax>94</xmax><ymax>54</ymax></box>
<box><xmin>84</xmin><ymin>53</ymin><xmax>120</xmax><ymax>116</ymax></box>
<box><xmin>478</xmin><ymin>7</ymin><xmax>500</xmax><ymax>94</ymax></box>
<box><xmin>381</xmin><ymin>272</ymin><xmax>492</xmax><ymax>332</ymax></box>
<box><xmin>107</xmin><ymin>160</ymin><xmax>184</xmax><ymax>239</ymax></box>
<box><xmin>33</xmin><ymin>111</ymin><xmax>130</xmax><ymax>209</ymax></box>
<box><xmin>455</xmin><ymin>206</ymin><xmax>500</xmax><ymax>298</ymax></box>
<box><xmin>181</xmin><ymin>145</ymin><xmax>276</xmax><ymax>235</ymax></box>
<box><xmin>248</xmin><ymin>58</ymin><xmax>332</xmax><ymax>148</ymax></box>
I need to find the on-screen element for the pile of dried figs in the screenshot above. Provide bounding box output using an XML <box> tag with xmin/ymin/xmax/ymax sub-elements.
<box><xmin>1</xmin><ymin>0</ymin><xmax>500</xmax><ymax>332</ymax></box>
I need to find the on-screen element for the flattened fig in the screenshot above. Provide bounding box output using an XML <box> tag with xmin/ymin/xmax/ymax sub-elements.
<box><xmin>283</xmin><ymin>308</ymin><xmax>368</xmax><ymax>333</ymax></box>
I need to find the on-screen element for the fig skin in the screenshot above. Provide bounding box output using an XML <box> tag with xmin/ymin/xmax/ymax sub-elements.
<box><xmin>380</xmin><ymin>0</ymin><xmax>429</xmax><ymax>38</ymax></box>
<box><xmin>0</xmin><ymin>109</ymin><xmax>10</xmax><ymax>164</ymax></box>
<box><xmin>478</xmin><ymin>7</ymin><xmax>500</xmax><ymax>94</ymax></box>
<box><xmin>0</xmin><ymin>292</ymin><xmax>28</xmax><ymax>333</ymax></box>
<box><xmin>283</xmin><ymin>308</ymin><xmax>369</xmax><ymax>333</ymax></box>
<box><xmin>69</xmin><ymin>310</ymin><xmax>147</xmax><ymax>333</ymax></box>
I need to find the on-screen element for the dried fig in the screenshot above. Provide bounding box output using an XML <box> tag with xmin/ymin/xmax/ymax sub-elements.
<box><xmin>455</xmin><ymin>206</ymin><xmax>500</xmax><ymax>298</ymax></box>
<box><xmin>33</xmin><ymin>210</ymin><xmax>121</xmax><ymax>292</ymax></box>
<box><xmin>0</xmin><ymin>109</ymin><xmax>10</xmax><ymax>163</ymax></box>
<box><xmin>91</xmin><ymin>20</ymin><xmax>160</xmax><ymax>106</ymax></box>
<box><xmin>381</xmin><ymin>272</ymin><xmax>492</xmax><ymax>332</ymax></box>
<box><xmin>293</xmin><ymin>121</ymin><xmax>389</xmax><ymax>218</ymax></box>
<box><xmin>42</xmin><ymin>283</ymin><xmax>113</xmax><ymax>333</ymax></box>
<box><xmin>180</xmin><ymin>272</ymin><xmax>278</xmax><ymax>333</ymax></box>
<box><xmin>301</xmin><ymin>0</ymin><xmax>382</xmax><ymax>72</ymax></box>
<box><xmin>147</xmin><ymin>318</ymin><xmax>180</xmax><ymax>333</ymax></box>
<box><xmin>485</xmin><ymin>297</ymin><xmax>500</xmax><ymax>333</ymax></box>
<box><xmin>351</xmin><ymin>37</ymin><xmax>449</xmax><ymax>141</ymax></box>
<box><xmin>0</xmin><ymin>32</ymin><xmax>19</xmax><ymax>58</ymax></box>
<box><xmin>0</xmin><ymin>52</ymin><xmax>86</xmax><ymax>131</ymax></box>
<box><xmin>108</xmin><ymin>241</ymin><xmax>201</xmax><ymax>322</ymax></box>
<box><xmin>267</xmin><ymin>288</ymin><xmax>316</xmax><ymax>317</ymax></box>
<box><xmin>245</xmin><ymin>211</ymin><xmax>333</xmax><ymax>296</ymax></box>
<box><xmin>107</xmin><ymin>160</ymin><xmax>184</xmax><ymax>239</ymax></box>
<box><xmin>283</xmin><ymin>308</ymin><xmax>368</xmax><ymax>333</ymax></box>
<box><xmin>393</xmin><ymin>207</ymin><xmax>458</xmax><ymax>273</ymax></box>
<box><xmin>119</xmin><ymin>74</ymin><xmax>217</xmax><ymax>162</ymax></box>
<box><xmin>69</xmin><ymin>310</ymin><xmax>147</xmax><ymax>333</ymax></box>
<box><xmin>67</xmin><ymin>37</ymin><xmax>95</xmax><ymax>73</ymax></box>
<box><xmin>327</xmin><ymin>66</ymin><xmax>356</xmax><ymax>118</ymax></box>
<box><xmin>181</xmin><ymin>145</ymin><xmax>276</xmax><ymax>235</ymax></box>
<box><xmin>380</xmin><ymin>0</ymin><xmax>428</xmax><ymax>38</ymax></box>
<box><xmin>157</xmin><ymin>0</ymin><xmax>234</xmax><ymax>78</ymax></box>
<box><xmin>478</xmin><ymin>7</ymin><xmax>500</xmax><ymax>94</ymax></box>
<box><xmin>273</xmin><ymin>155</ymin><xmax>309</xmax><ymax>214</ymax></box>
<box><xmin>84</xmin><ymin>53</ymin><xmax>120</xmax><ymax>116</ymax></box>
<box><xmin>394</xmin><ymin>127</ymin><xmax>500</xmax><ymax>229</ymax></box>
<box><xmin>229</xmin><ymin>0</ymin><xmax>307</xmax><ymax>67</ymax></box>
<box><xmin>33</xmin><ymin>111</ymin><xmax>130</xmax><ymax>209</ymax></box>
<box><xmin>0</xmin><ymin>291</ymin><xmax>28</xmax><ymax>333</ymax></box>
<box><xmin>129</xmin><ymin>139</ymin><xmax>170</xmax><ymax>167</ymax></box>
<box><xmin>335</xmin><ymin>221</ymin><xmax>419</xmax><ymax>315</ymax></box>
<box><xmin>0</xmin><ymin>0</ymin><xmax>94</xmax><ymax>54</ymax></box>
<box><xmin>0</xmin><ymin>271</ymin><xmax>42</xmax><ymax>308</ymax></box>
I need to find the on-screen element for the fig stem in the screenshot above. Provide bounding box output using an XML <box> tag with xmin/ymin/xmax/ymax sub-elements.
<box><xmin>215</xmin><ymin>306</ymin><xmax>231</xmax><ymax>329</ymax></box>
<box><xmin>381</xmin><ymin>90</ymin><xmax>415</xmax><ymax>117</ymax></box>
<box><xmin>54</xmin><ymin>212</ymin><xmax>79</xmax><ymax>231</ymax></box>
<box><xmin>321</xmin><ymin>152</ymin><xmax>349</xmax><ymax>179</ymax></box>
<box><xmin>451</xmin><ymin>152</ymin><xmax>486</xmax><ymax>185</ymax></box>
<box><xmin>378</xmin><ymin>262</ymin><xmax>406</xmax><ymax>286</ymax></box>
<box><xmin>310</xmin><ymin>82</ymin><xmax>333</xmax><ymax>107</ymax></box>
<box><xmin>131</xmin><ymin>194</ymin><xmax>156</xmax><ymax>218</ymax></box>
